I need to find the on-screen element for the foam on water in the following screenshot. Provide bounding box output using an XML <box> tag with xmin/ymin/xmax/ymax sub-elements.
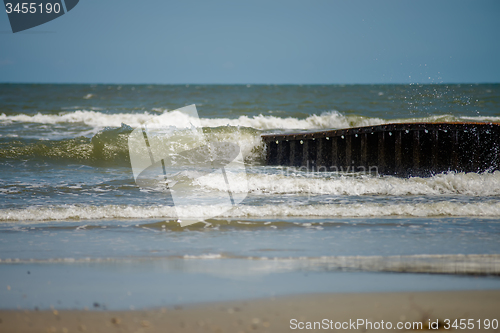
<box><xmin>1</xmin><ymin>199</ymin><xmax>500</xmax><ymax>222</ymax></box>
<box><xmin>0</xmin><ymin>123</ymin><xmax>265</xmax><ymax>165</ymax></box>
<box><xmin>2</xmin><ymin>171</ymin><xmax>500</xmax><ymax>220</ymax></box>
<box><xmin>1</xmin><ymin>85</ymin><xmax>500</xmax><ymax>294</ymax></box>
<box><xmin>200</xmin><ymin>170</ymin><xmax>500</xmax><ymax>196</ymax></box>
<box><xmin>2</xmin><ymin>109</ymin><xmax>499</xmax><ymax>166</ymax></box>
<box><xmin>2</xmin><ymin>110</ymin><xmax>500</xmax><ymax>133</ymax></box>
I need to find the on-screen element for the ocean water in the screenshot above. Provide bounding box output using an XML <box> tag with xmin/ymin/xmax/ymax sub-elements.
<box><xmin>1</xmin><ymin>84</ymin><xmax>500</xmax><ymax>310</ymax></box>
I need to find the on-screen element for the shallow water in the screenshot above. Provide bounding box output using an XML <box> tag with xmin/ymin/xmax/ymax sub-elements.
<box><xmin>2</xmin><ymin>263</ymin><xmax>500</xmax><ymax>310</ymax></box>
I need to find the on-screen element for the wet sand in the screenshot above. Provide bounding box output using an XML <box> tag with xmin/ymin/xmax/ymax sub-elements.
<box><xmin>1</xmin><ymin>290</ymin><xmax>499</xmax><ymax>332</ymax></box>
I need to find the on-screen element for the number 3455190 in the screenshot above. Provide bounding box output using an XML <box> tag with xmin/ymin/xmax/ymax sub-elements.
<box><xmin>5</xmin><ymin>2</ymin><xmax>61</xmax><ymax>14</ymax></box>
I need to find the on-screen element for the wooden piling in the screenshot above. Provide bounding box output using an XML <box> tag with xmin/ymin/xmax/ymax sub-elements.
<box><xmin>262</xmin><ymin>122</ymin><xmax>500</xmax><ymax>177</ymax></box>
<box><xmin>395</xmin><ymin>130</ymin><xmax>402</xmax><ymax>175</ymax></box>
<box><xmin>360</xmin><ymin>133</ymin><xmax>368</xmax><ymax>167</ymax></box>
<box><xmin>432</xmin><ymin>130</ymin><xmax>439</xmax><ymax>169</ymax></box>
<box><xmin>378</xmin><ymin>132</ymin><xmax>386</xmax><ymax>174</ymax></box>
<box><xmin>451</xmin><ymin>130</ymin><xmax>459</xmax><ymax>171</ymax></box>
<box><xmin>277</xmin><ymin>140</ymin><xmax>288</xmax><ymax>165</ymax></box>
<box><xmin>331</xmin><ymin>136</ymin><xmax>338</xmax><ymax>168</ymax></box>
<box><xmin>345</xmin><ymin>134</ymin><xmax>352</xmax><ymax>169</ymax></box>
<box><xmin>413</xmin><ymin>130</ymin><xmax>420</xmax><ymax>171</ymax></box>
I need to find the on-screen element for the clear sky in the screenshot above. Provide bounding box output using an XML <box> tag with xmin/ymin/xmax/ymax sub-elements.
<box><xmin>0</xmin><ymin>0</ymin><xmax>499</xmax><ymax>84</ymax></box>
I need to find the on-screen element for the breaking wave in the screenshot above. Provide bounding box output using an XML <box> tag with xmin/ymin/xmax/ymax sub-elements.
<box><xmin>2</xmin><ymin>200</ymin><xmax>500</xmax><ymax>222</ymax></box>
<box><xmin>0</xmin><ymin>124</ymin><xmax>265</xmax><ymax>166</ymax></box>
<box><xmin>2</xmin><ymin>110</ymin><xmax>500</xmax><ymax>132</ymax></box>
<box><xmin>2</xmin><ymin>109</ymin><xmax>499</xmax><ymax>166</ymax></box>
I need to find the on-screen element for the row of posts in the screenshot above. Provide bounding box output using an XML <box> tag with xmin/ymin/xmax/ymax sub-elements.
<box><xmin>263</xmin><ymin>124</ymin><xmax>500</xmax><ymax>176</ymax></box>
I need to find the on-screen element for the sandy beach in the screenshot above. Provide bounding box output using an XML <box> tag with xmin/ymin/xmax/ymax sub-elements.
<box><xmin>1</xmin><ymin>290</ymin><xmax>499</xmax><ymax>332</ymax></box>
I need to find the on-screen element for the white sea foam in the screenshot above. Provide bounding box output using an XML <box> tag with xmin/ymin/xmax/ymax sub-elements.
<box><xmin>229</xmin><ymin>201</ymin><xmax>500</xmax><ymax>218</ymax></box>
<box><xmin>2</xmin><ymin>172</ymin><xmax>500</xmax><ymax>222</ymax></box>
<box><xmin>1</xmin><ymin>200</ymin><xmax>500</xmax><ymax>222</ymax></box>
<box><xmin>2</xmin><ymin>110</ymin><xmax>499</xmax><ymax>131</ymax></box>
<box><xmin>190</xmin><ymin>170</ymin><xmax>500</xmax><ymax>196</ymax></box>
<box><xmin>183</xmin><ymin>254</ymin><xmax>223</xmax><ymax>259</ymax></box>
<box><xmin>0</xmin><ymin>110</ymin><xmax>157</xmax><ymax>128</ymax></box>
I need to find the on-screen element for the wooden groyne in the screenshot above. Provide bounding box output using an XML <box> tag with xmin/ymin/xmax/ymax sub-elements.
<box><xmin>261</xmin><ymin>122</ymin><xmax>500</xmax><ymax>176</ymax></box>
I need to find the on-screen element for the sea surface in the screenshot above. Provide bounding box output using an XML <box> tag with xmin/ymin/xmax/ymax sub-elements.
<box><xmin>1</xmin><ymin>84</ymin><xmax>500</xmax><ymax>310</ymax></box>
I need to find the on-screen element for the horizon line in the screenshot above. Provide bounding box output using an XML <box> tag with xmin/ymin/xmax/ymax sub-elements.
<box><xmin>1</xmin><ymin>82</ymin><xmax>499</xmax><ymax>86</ymax></box>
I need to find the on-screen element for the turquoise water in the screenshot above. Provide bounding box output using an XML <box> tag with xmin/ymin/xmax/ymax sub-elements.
<box><xmin>1</xmin><ymin>84</ymin><xmax>500</xmax><ymax>310</ymax></box>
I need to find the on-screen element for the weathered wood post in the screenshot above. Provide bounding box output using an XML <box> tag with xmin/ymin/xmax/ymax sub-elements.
<box><xmin>262</xmin><ymin>122</ymin><xmax>500</xmax><ymax>177</ymax></box>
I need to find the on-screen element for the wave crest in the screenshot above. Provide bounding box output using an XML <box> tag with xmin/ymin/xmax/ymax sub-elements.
<box><xmin>2</xmin><ymin>200</ymin><xmax>500</xmax><ymax>222</ymax></box>
<box><xmin>2</xmin><ymin>110</ymin><xmax>500</xmax><ymax>131</ymax></box>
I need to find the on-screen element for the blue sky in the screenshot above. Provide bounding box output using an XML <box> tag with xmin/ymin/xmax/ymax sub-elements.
<box><xmin>0</xmin><ymin>0</ymin><xmax>499</xmax><ymax>84</ymax></box>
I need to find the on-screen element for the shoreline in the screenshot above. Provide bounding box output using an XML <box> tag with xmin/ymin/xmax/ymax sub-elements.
<box><xmin>1</xmin><ymin>290</ymin><xmax>499</xmax><ymax>332</ymax></box>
